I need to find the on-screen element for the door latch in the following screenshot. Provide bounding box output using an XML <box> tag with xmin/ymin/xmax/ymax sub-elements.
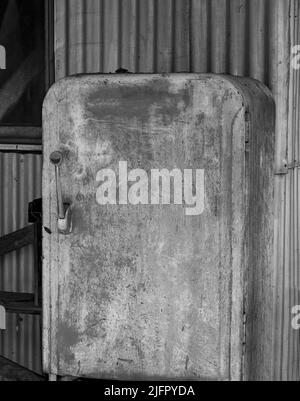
<box><xmin>50</xmin><ymin>151</ymin><xmax>72</xmax><ymax>235</ymax></box>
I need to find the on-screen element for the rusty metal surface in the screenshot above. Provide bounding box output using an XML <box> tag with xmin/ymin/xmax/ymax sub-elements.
<box><xmin>43</xmin><ymin>74</ymin><xmax>275</xmax><ymax>380</ymax></box>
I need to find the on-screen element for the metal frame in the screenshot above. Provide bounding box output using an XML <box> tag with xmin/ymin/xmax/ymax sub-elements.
<box><xmin>0</xmin><ymin>0</ymin><xmax>54</xmax><ymax>148</ymax></box>
<box><xmin>0</xmin><ymin>222</ymin><xmax>42</xmax><ymax>314</ymax></box>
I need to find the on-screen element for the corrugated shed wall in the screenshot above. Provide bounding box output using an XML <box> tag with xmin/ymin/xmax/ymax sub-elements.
<box><xmin>273</xmin><ymin>0</ymin><xmax>300</xmax><ymax>382</ymax></box>
<box><xmin>53</xmin><ymin>0</ymin><xmax>299</xmax><ymax>380</ymax></box>
<box><xmin>0</xmin><ymin>153</ymin><xmax>42</xmax><ymax>374</ymax></box>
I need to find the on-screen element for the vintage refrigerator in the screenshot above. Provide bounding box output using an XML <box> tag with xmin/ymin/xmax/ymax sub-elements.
<box><xmin>42</xmin><ymin>74</ymin><xmax>275</xmax><ymax>381</ymax></box>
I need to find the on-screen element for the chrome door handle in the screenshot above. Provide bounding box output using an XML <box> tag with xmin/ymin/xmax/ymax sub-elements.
<box><xmin>50</xmin><ymin>151</ymin><xmax>72</xmax><ymax>234</ymax></box>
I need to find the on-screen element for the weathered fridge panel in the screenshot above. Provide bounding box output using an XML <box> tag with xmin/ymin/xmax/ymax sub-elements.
<box><xmin>43</xmin><ymin>74</ymin><xmax>275</xmax><ymax>381</ymax></box>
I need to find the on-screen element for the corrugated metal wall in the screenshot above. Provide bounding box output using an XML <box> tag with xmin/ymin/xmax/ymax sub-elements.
<box><xmin>53</xmin><ymin>0</ymin><xmax>293</xmax><ymax>200</ymax></box>
<box><xmin>53</xmin><ymin>0</ymin><xmax>300</xmax><ymax>381</ymax></box>
<box><xmin>0</xmin><ymin>153</ymin><xmax>42</xmax><ymax>374</ymax></box>
<box><xmin>273</xmin><ymin>0</ymin><xmax>300</xmax><ymax>381</ymax></box>
<box><xmin>0</xmin><ymin>0</ymin><xmax>290</xmax><ymax>380</ymax></box>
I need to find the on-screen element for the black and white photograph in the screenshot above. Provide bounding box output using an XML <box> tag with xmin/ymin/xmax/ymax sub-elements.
<box><xmin>0</xmin><ymin>0</ymin><xmax>299</xmax><ymax>386</ymax></box>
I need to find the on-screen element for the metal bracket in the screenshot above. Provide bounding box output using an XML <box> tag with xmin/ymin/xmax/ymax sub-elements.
<box><xmin>275</xmin><ymin>160</ymin><xmax>300</xmax><ymax>176</ymax></box>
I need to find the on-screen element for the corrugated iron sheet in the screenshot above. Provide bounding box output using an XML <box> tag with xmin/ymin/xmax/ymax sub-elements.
<box><xmin>0</xmin><ymin>152</ymin><xmax>42</xmax><ymax>374</ymax></box>
<box><xmin>54</xmin><ymin>0</ymin><xmax>292</xmax><ymax>168</ymax></box>
<box><xmin>273</xmin><ymin>0</ymin><xmax>300</xmax><ymax>381</ymax></box>
<box><xmin>0</xmin><ymin>0</ymin><xmax>288</xmax><ymax>380</ymax></box>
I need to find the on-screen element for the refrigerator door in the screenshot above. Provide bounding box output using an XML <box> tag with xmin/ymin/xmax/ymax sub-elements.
<box><xmin>43</xmin><ymin>74</ymin><xmax>274</xmax><ymax>380</ymax></box>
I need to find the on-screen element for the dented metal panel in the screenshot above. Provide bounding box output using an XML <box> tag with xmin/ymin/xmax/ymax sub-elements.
<box><xmin>43</xmin><ymin>74</ymin><xmax>275</xmax><ymax>380</ymax></box>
